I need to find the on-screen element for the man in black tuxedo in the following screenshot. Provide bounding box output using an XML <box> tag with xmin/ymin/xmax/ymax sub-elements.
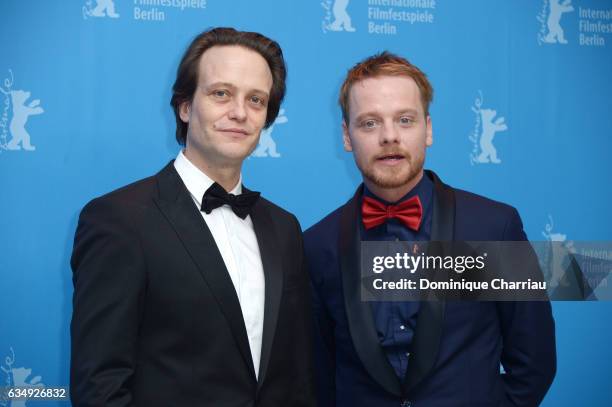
<box><xmin>70</xmin><ymin>27</ymin><xmax>314</xmax><ymax>406</ymax></box>
<box><xmin>304</xmin><ymin>52</ymin><xmax>556</xmax><ymax>406</ymax></box>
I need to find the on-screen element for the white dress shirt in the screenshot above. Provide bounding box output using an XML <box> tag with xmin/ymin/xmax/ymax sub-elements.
<box><xmin>174</xmin><ymin>150</ymin><xmax>265</xmax><ymax>378</ymax></box>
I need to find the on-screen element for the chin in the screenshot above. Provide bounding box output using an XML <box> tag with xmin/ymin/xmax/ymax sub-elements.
<box><xmin>224</xmin><ymin>152</ymin><xmax>252</xmax><ymax>162</ymax></box>
<box><xmin>366</xmin><ymin>166</ymin><xmax>420</xmax><ymax>189</ymax></box>
<box><xmin>372</xmin><ymin>176</ymin><xmax>411</xmax><ymax>189</ymax></box>
<box><xmin>220</xmin><ymin>144</ymin><xmax>257</xmax><ymax>158</ymax></box>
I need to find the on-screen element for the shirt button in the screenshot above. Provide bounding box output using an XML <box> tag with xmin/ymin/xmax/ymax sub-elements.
<box><xmin>400</xmin><ymin>325</ymin><xmax>405</xmax><ymax>330</ymax></box>
<box><xmin>400</xmin><ymin>400</ymin><xmax>412</xmax><ymax>407</ymax></box>
<box><xmin>406</xmin><ymin>352</ymin><xmax>410</xmax><ymax>357</ymax></box>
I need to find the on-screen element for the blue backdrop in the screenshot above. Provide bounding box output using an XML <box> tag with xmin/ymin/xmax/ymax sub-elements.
<box><xmin>1</xmin><ymin>0</ymin><xmax>611</xmax><ymax>405</ymax></box>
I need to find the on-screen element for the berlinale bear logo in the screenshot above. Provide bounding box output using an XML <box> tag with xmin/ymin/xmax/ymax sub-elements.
<box><xmin>538</xmin><ymin>0</ymin><xmax>574</xmax><ymax>45</ymax></box>
<box><xmin>83</xmin><ymin>0</ymin><xmax>120</xmax><ymax>19</ymax></box>
<box><xmin>1</xmin><ymin>70</ymin><xmax>44</xmax><ymax>153</ymax></box>
<box><xmin>0</xmin><ymin>347</ymin><xmax>46</xmax><ymax>407</ymax></box>
<box><xmin>322</xmin><ymin>0</ymin><xmax>356</xmax><ymax>33</ymax></box>
<box><xmin>252</xmin><ymin>109</ymin><xmax>288</xmax><ymax>158</ymax></box>
<box><xmin>469</xmin><ymin>91</ymin><xmax>508</xmax><ymax>165</ymax></box>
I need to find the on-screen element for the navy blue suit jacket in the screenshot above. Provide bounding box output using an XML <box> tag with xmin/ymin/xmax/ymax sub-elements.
<box><xmin>304</xmin><ymin>171</ymin><xmax>556</xmax><ymax>407</ymax></box>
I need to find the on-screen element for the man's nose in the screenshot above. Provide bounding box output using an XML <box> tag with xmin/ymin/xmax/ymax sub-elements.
<box><xmin>380</xmin><ymin>122</ymin><xmax>400</xmax><ymax>144</ymax></box>
<box><xmin>228</xmin><ymin>99</ymin><xmax>247</xmax><ymax>122</ymax></box>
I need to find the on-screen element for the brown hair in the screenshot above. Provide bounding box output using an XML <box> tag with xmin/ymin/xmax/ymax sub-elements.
<box><xmin>339</xmin><ymin>51</ymin><xmax>433</xmax><ymax>123</ymax></box>
<box><xmin>170</xmin><ymin>27</ymin><xmax>287</xmax><ymax>145</ymax></box>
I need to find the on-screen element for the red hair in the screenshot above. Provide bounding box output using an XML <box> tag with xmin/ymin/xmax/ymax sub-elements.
<box><xmin>339</xmin><ymin>51</ymin><xmax>433</xmax><ymax>122</ymax></box>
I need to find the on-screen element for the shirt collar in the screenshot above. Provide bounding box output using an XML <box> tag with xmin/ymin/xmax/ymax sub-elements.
<box><xmin>173</xmin><ymin>150</ymin><xmax>242</xmax><ymax>206</ymax></box>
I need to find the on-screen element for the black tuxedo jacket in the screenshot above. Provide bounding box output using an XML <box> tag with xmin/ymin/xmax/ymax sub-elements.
<box><xmin>304</xmin><ymin>171</ymin><xmax>556</xmax><ymax>407</ymax></box>
<box><xmin>70</xmin><ymin>162</ymin><xmax>315</xmax><ymax>407</ymax></box>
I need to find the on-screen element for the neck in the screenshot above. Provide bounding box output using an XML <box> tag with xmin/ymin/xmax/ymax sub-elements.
<box><xmin>364</xmin><ymin>170</ymin><xmax>424</xmax><ymax>203</ymax></box>
<box><xmin>183</xmin><ymin>148</ymin><xmax>241</xmax><ymax>192</ymax></box>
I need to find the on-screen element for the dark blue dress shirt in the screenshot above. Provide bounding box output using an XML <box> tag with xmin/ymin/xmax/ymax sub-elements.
<box><xmin>360</xmin><ymin>173</ymin><xmax>434</xmax><ymax>379</ymax></box>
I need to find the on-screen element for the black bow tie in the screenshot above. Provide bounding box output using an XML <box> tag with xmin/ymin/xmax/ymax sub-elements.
<box><xmin>201</xmin><ymin>182</ymin><xmax>260</xmax><ymax>219</ymax></box>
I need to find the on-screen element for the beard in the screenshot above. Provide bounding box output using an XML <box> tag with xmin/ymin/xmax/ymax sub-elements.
<box><xmin>357</xmin><ymin>150</ymin><xmax>425</xmax><ymax>189</ymax></box>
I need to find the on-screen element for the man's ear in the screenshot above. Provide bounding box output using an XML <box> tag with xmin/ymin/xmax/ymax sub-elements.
<box><xmin>342</xmin><ymin>121</ymin><xmax>353</xmax><ymax>152</ymax></box>
<box><xmin>179</xmin><ymin>102</ymin><xmax>191</xmax><ymax>123</ymax></box>
<box><xmin>425</xmin><ymin>115</ymin><xmax>433</xmax><ymax>147</ymax></box>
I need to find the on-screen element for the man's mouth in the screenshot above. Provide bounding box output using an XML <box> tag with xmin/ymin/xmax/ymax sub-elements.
<box><xmin>219</xmin><ymin>128</ymin><xmax>249</xmax><ymax>136</ymax></box>
<box><xmin>376</xmin><ymin>154</ymin><xmax>405</xmax><ymax>164</ymax></box>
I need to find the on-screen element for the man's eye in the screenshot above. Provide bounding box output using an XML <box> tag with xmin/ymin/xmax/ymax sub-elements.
<box><xmin>361</xmin><ymin>119</ymin><xmax>378</xmax><ymax>129</ymax></box>
<box><xmin>212</xmin><ymin>90</ymin><xmax>229</xmax><ymax>98</ymax></box>
<box><xmin>249</xmin><ymin>95</ymin><xmax>266</xmax><ymax>106</ymax></box>
<box><xmin>399</xmin><ymin>116</ymin><xmax>415</xmax><ymax>125</ymax></box>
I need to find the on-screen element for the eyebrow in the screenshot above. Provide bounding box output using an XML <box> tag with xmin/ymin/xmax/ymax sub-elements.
<box><xmin>353</xmin><ymin>112</ymin><xmax>380</xmax><ymax>123</ymax></box>
<box><xmin>397</xmin><ymin>109</ymin><xmax>419</xmax><ymax>116</ymax></box>
<box><xmin>353</xmin><ymin>108</ymin><xmax>420</xmax><ymax>123</ymax></box>
<box><xmin>205</xmin><ymin>82</ymin><xmax>270</xmax><ymax>97</ymax></box>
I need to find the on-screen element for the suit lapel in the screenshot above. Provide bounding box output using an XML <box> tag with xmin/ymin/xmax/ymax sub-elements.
<box><xmin>404</xmin><ymin>170</ymin><xmax>454</xmax><ymax>393</ymax></box>
<box><xmin>339</xmin><ymin>186</ymin><xmax>403</xmax><ymax>397</ymax></box>
<box><xmin>153</xmin><ymin>162</ymin><xmax>256</xmax><ymax>379</ymax></box>
<box><xmin>248</xmin><ymin>197</ymin><xmax>283</xmax><ymax>388</ymax></box>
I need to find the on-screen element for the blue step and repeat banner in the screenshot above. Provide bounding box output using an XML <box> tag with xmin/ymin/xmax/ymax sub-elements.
<box><xmin>1</xmin><ymin>0</ymin><xmax>611</xmax><ymax>405</ymax></box>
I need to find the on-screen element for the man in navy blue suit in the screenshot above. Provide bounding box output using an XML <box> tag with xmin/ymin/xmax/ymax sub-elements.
<box><xmin>304</xmin><ymin>52</ymin><xmax>556</xmax><ymax>406</ymax></box>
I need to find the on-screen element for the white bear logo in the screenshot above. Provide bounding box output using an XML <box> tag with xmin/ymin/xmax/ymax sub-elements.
<box><xmin>475</xmin><ymin>108</ymin><xmax>507</xmax><ymax>164</ymax></box>
<box><xmin>469</xmin><ymin>92</ymin><xmax>509</xmax><ymax>165</ymax></box>
<box><xmin>327</xmin><ymin>0</ymin><xmax>356</xmax><ymax>32</ymax></box>
<box><xmin>542</xmin><ymin>215</ymin><xmax>569</xmax><ymax>243</ymax></box>
<box><xmin>542</xmin><ymin>215</ymin><xmax>575</xmax><ymax>288</ymax></box>
<box><xmin>83</xmin><ymin>0</ymin><xmax>120</xmax><ymax>19</ymax></box>
<box><xmin>542</xmin><ymin>0</ymin><xmax>574</xmax><ymax>44</ymax></box>
<box><xmin>9</xmin><ymin>367</ymin><xmax>45</xmax><ymax>407</ymax></box>
<box><xmin>252</xmin><ymin>109</ymin><xmax>288</xmax><ymax>158</ymax></box>
<box><xmin>4</xmin><ymin>90</ymin><xmax>44</xmax><ymax>151</ymax></box>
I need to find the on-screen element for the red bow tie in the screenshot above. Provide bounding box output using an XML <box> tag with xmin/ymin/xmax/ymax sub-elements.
<box><xmin>361</xmin><ymin>195</ymin><xmax>423</xmax><ymax>231</ymax></box>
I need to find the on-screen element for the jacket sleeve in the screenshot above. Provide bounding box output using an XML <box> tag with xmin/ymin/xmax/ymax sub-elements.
<box><xmin>70</xmin><ymin>197</ymin><xmax>146</xmax><ymax>407</ymax></box>
<box><xmin>311</xmin><ymin>280</ymin><xmax>337</xmax><ymax>407</ymax></box>
<box><xmin>290</xmin><ymin>215</ymin><xmax>317</xmax><ymax>407</ymax></box>
<box><xmin>305</xmin><ymin>233</ymin><xmax>337</xmax><ymax>407</ymax></box>
<box><xmin>497</xmin><ymin>208</ymin><xmax>557</xmax><ymax>406</ymax></box>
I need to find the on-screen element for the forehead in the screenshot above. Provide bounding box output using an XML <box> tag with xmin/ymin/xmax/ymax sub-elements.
<box><xmin>197</xmin><ymin>45</ymin><xmax>273</xmax><ymax>91</ymax></box>
<box><xmin>348</xmin><ymin>75</ymin><xmax>424</xmax><ymax>115</ymax></box>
